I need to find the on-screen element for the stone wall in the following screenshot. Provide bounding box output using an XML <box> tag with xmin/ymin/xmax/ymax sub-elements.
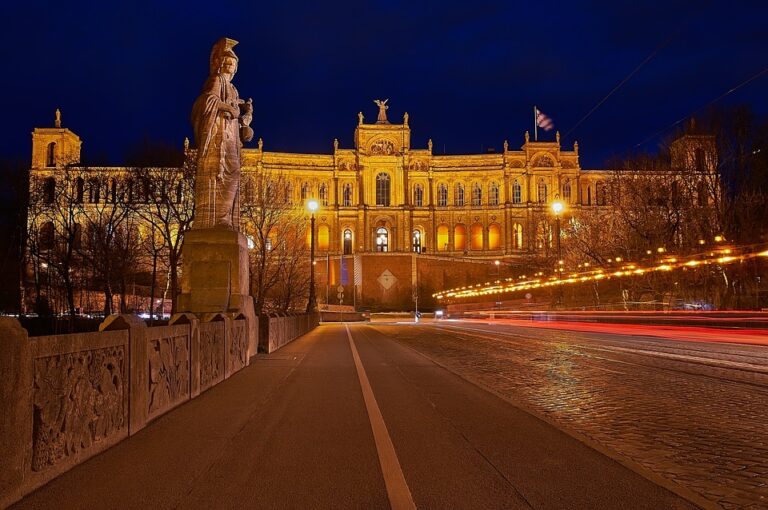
<box><xmin>258</xmin><ymin>312</ymin><xmax>320</xmax><ymax>354</ymax></box>
<box><xmin>0</xmin><ymin>311</ymin><xmax>255</xmax><ymax>508</ymax></box>
<box><xmin>314</xmin><ymin>253</ymin><xmax>500</xmax><ymax>311</ymax></box>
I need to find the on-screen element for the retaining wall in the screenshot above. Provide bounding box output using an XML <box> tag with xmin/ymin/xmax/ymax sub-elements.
<box><xmin>0</xmin><ymin>311</ymin><xmax>254</xmax><ymax>508</ymax></box>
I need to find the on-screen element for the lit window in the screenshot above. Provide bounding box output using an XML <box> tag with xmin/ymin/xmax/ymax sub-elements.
<box><xmin>537</xmin><ymin>180</ymin><xmax>547</xmax><ymax>203</ymax></box>
<box><xmin>412</xmin><ymin>230</ymin><xmax>422</xmax><ymax>253</ymax></box>
<box><xmin>512</xmin><ymin>180</ymin><xmax>522</xmax><ymax>204</ymax></box>
<box><xmin>376</xmin><ymin>173</ymin><xmax>390</xmax><ymax>206</ymax></box>
<box><xmin>489</xmin><ymin>183</ymin><xmax>499</xmax><ymax>206</ymax></box>
<box><xmin>376</xmin><ymin>227</ymin><xmax>388</xmax><ymax>252</ymax></box>
<box><xmin>343</xmin><ymin>183</ymin><xmax>352</xmax><ymax>207</ymax></box>
<box><xmin>472</xmin><ymin>183</ymin><xmax>482</xmax><ymax>206</ymax></box>
<box><xmin>454</xmin><ymin>183</ymin><xmax>464</xmax><ymax>206</ymax></box>
<box><xmin>413</xmin><ymin>184</ymin><xmax>424</xmax><ymax>206</ymax></box>
<box><xmin>437</xmin><ymin>183</ymin><xmax>448</xmax><ymax>206</ymax></box>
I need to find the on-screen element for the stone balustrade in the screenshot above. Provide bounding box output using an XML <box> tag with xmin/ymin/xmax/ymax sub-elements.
<box><xmin>259</xmin><ymin>312</ymin><xmax>321</xmax><ymax>353</ymax></box>
<box><xmin>0</xmin><ymin>312</ymin><xmax>254</xmax><ymax>508</ymax></box>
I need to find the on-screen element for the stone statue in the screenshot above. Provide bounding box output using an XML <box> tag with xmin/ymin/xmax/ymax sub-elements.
<box><xmin>428</xmin><ymin>138</ymin><xmax>433</xmax><ymax>152</ymax></box>
<box><xmin>358</xmin><ymin>111</ymin><xmax>364</xmax><ymax>125</ymax></box>
<box><xmin>525</xmin><ymin>131</ymin><xmax>530</xmax><ymax>143</ymax></box>
<box><xmin>403</xmin><ymin>112</ymin><xmax>409</xmax><ymax>126</ymax></box>
<box><xmin>191</xmin><ymin>37</ymin><xmax>253</xmax><ymax>230</ymax></box>
<box><xmin>374</xmin><ymin>99</ymin><xmax>389</xmax><ymax>124</ymax></box>
<box><xmin>258</xmin><ymin>137</ymin><xmax>263</xmax><ymax>151</ymax></box>
<box><xmin>55</xmin><ymin>108</ymin><xmax>61</xmax><ymax>128</ymax></box>
<box><xmin>333</xmin><ymin>138</ymin><xmax>339</xmax><ymax>151</ymax></box>
<box><xmin>503</xmin><ymin>139</ymin><xmax>508</xmax><ymax>152</ymax></box>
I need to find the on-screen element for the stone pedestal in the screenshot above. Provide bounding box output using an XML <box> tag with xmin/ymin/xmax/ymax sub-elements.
<box><xmin>177</xmin><ymin>227</ymin><xmax>258</xmax><ymax>357</ymax></box>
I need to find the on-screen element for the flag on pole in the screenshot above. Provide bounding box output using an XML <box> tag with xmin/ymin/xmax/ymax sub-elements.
<box><xmin>536</xmin><ymin>108</ymin><xmax>554</xmax><ymax>131</ymax></box>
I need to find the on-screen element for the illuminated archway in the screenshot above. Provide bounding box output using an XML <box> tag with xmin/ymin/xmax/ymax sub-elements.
<box><xmin>454</xmin><ymin>224</ymin><xmax>467</xmax><ymax>251</ymax></box>
<box><xmin>488</xmin><ymin>223</ymin><xmax>501</xmax><ymax>250</ymax></box>
<box><xmin>470</xmin><ymin>223</ymin><xmax>483</xmax><ymax>250</ymax></box>
<box><xmin>437</xmin><ymin>224</ymin><xmax>449</xmax><ymax>252</ymax></box>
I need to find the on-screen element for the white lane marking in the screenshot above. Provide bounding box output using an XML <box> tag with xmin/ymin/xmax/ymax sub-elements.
<box><xmin>345</xmin><ymin>324</ymin><xmax>417</xmax><ymax>510</ymax></box>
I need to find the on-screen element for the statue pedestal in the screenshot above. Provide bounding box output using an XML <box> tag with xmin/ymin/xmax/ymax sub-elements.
<box><xmin>177</xmin><ymin>227</ymin><xmax>258</xmax><ymax>356</ymax></box>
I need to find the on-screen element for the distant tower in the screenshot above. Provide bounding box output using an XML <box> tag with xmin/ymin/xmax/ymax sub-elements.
<box><xmin>669</xmin><ymin>118</ymin><xmax>717</xmax><ymax>173</ymax></box>
<box><xmin>31</xmin><ymin>109</ymin><xmax>81</xmax><ymax>169</ymax></box>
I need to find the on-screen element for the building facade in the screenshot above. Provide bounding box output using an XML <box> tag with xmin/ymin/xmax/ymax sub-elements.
<box><xmin>27</xmin><ymin>105</ymin><xmax>717</xmax><ymax>312</ymax></box>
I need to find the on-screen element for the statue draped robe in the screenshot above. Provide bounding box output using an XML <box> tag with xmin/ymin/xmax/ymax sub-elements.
<box><xmin>191</xmin><ymin>74</ymin><xmax>241</xmax><ymax>229</ymax></box>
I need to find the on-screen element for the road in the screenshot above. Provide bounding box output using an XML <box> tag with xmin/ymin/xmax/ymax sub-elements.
<box><xmin>13</xmin><ymin>320</ymin><xmax>766</xmax><ymax>509</ymax></box>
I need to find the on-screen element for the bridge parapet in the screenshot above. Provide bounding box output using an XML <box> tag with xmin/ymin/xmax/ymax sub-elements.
<box><xmin>0</xmin><ymin>311</ymin><xmax>255</xmax><ymax>508</ymax></box>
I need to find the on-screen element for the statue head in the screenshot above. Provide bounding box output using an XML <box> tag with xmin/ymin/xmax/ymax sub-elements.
<box><xmin>209</xmin><ymin>37</ymin><xmax>239</xmax><ymax>77</ymax></box>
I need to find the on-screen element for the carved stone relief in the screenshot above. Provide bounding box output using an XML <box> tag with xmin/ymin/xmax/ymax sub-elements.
<box><xmin>535</xmin><ymin>154</ymin><xmax>555</xmax><ymax>167</ymax></box>
<box><xmin>147</xmin><ymin>335</ymin><xmax>190</xmax><ymax>418</ymax></box>
<box><xmin>32</xmin><ymin>346</ymin><xmax>126</xmax><ymax>471</ymax></box>
<box><xmin>228</xmin><ymin>321</ymin><xmax>248</xmax><ymax>373</ymax></box>
<box><xmin>200</xmin><ymin>324</ymin><xmax>224</xmax><ymax>390</ymax></box>
<box><xmin>369</xmin><ymin>139</ymin><xmax>395</xmax><ymax>155</ymax></box>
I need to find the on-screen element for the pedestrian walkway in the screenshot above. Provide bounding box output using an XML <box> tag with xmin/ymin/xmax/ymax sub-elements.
<box><xmin>11</xmin><ymin>324</ymin><xmax>695</xmax><ymax>509</ymax></box>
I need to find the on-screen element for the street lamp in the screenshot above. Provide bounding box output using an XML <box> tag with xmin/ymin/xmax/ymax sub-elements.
<box><xmin>494</xmin><ymin>259</ymin><xmax>501</xmax><ymax>276</ymax></box>
<box><xmin>551</xmin><ymin>195</ymin><xmax>565</xmax><ymax>305</ymax></box>
<box><xmin>306</xmin><ymin>199</ymin><xmax>319</xmax><ymax>312</ymax></box>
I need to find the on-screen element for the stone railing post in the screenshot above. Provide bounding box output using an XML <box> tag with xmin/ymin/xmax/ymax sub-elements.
<box><xmin>100</xmin><ymin>314</ymin><xmax>148</xmax><ymax>435</ymax></box>
<box><xmin>169</xmin><ymin>313</ymin><xmax>201</xmax><ymax>398</ymax></box>
<box><xmin>0</xmin><ymin>318</ymin><xmax>32</xmax><ymax>508</ymax></box>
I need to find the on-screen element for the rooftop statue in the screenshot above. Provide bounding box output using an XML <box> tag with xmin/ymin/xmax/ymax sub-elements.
<box><xmin>191</xmin><ymin>37</ymin><xmax>253</xmax><ymax>230</ymax></box>
<box><xmin>374</xmin><ymin>98</ymin><xmax>389</xmax><ymax>124</ymax></box>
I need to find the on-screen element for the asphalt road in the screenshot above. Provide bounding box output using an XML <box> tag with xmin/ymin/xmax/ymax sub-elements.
<box><xmin>12</xmin><ymin>323</ymin><xmax>704</xmax><ymax>509</ymax></box>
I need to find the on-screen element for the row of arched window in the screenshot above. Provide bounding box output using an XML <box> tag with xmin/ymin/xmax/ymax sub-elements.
<box><xmin>38</xmin><ymin>176</ymin><xmax>187</xmax><ymax>205</ymax></box>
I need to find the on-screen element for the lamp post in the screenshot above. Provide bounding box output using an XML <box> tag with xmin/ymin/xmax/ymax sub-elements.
<box><xmin>306</xmin><ymin>199</ymin><xmax>319</xmax><ymax>312</ymax></box>
<box><xmin>551</xmin><ymin>195</ymin><xmax>564</xmax><ymax>306</ymax></box>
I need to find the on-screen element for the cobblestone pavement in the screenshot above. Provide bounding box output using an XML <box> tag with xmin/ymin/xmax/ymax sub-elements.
<box><xmin>370</xmin><ymin>321</ymin><xmax>768</xmax><ymax>510</ymax></box>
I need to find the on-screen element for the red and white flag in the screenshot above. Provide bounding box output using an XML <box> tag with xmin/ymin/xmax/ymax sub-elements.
<box><xmin>536</xmin><ymin>108</ymin><xmax>554</xmax><ymax>131</ymax></box>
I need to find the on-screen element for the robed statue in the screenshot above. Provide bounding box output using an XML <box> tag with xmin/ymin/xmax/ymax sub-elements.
<box><xmin>191</xmin><ymin>37</ymin><xmax>253</xmax><ymax>230</ymax></box>
<box><xmin>374</xmin><ymin>99</ymin><xmax>389</xmax><ymax>124</ymax></box>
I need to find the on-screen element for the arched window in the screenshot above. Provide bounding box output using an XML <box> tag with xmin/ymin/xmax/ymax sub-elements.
<box><xmin>73</xmin><ymin>223</ymin><xmax>82</xmax><ymax>249</ymax></box>
<box><xmin>437</xmin><ymin>224</ymin><xmax>449</xmax><ymax>251</ymax></box>
<box><xmin>412</xmin><ymin>229</ymin><xmax>422</xmax><ymax>253</ymax></box>
<box><xmin>376</xmin><ymin>173</ymin><xmax>390</xmax><ymax>206</ymax></box>
<box><xmin>43</xmin><ymin>177</ymin><xmax>56</xmax><ymax>204</ymax></box>
<box><xmin>375</xmin><ymin>227</ymin><xmax>388</xmax><ymax>252</ymax></box>
<box><xmin>489</xmin><ymin>182</ymin><xmax>499</xmax><ymax>206</ymax></box>
<box><xmin>39</xmin><ymin>221</ymin><xmax>55</xmax><ymax>250</ymax></box>
<box><xmin>596</xmin><ymin>182</ymin><xmax>607</xmax><ymax>206</ymax></box>
<box><xmin>413</xmin><ymin>184</ymin><xmax>424</xmax><ymax>207</ymax></box>
<box><xmin>46</xmin><ymin>142</ymin><xmax>56</xmax><ymax>167</ymax></box>
<box><xmin>342</xmin><ymin>183</ymin><xmax>352</xmax><ymax>207</ymax></box>
<box><xmin>470</xmin><ymin>223</ymin><xmax>483</xmax><ymax>250</ymax></box>
<box><xmin>343</xmin><ymin>229</ymin><xmax>353</xmax><ymax>255</ymax></box>
<box><xmin>88</xmin><ymin>178</ymin><xmax>101</xmax><ymax>203</ymax></box>
<box><xmin>454</xmin><ymin>183</ymin><xmax>465</xmax><ymax>206</ymax></box>
<box><xmin>437</xmin><ymin>183</ymin><xmax>448</xmax><ymax>206</ymax></box>
<box><xmin>319</xmin><ymin>183</ymin><xmax>329</xmax><ymax>206</ymax></box>
<box><xmin>317</xmin><ymin>224</ymin><xmax>330</xmax><ymax>251</ymax></box>
<box><xmin>537</xmin><ymin>221</ymin><xmax>551</xmax><ymax>249</ymax></box>
<box><xmin>512</xmin><ymin>180</ymin><xmax>522</xmax><ymax>204</ymax></box>
<box><xmin>301</xmin><ymin>182</ymin><xmax>310</xmax><ymax>201</ymax></box>
<box><xmin>488</xmin><ymin>224</ymin><xmax>501</xmax><ymax>250</ymax></box>
<box><xmin>512</xmin><ymin>223</ymin><xmax>523</xmax><ymax>249</ymax></box>
<box><xmin>454</xmin><ymin>224</ymin><xmax>467</xmax><ymax>251</ymax></box>
<box><xmin>472</xmin><ymin>183</ymin><xmax>482</xmax><ymax>206</ymax></box>
<box><xmin>175</xmin><ymin>181</ymin><xmax>184</xmax><ymax>204</ymax></box>
<box><xmin>562</xmin><ymin>180</ymin><xmax>571</xmax><ymax>202</ymax></box>
<box><xmin>695</xmin><ymin>148</ymin><xmax>706</xmax><ymax>172</ymax></box>
<box><xmin>75</xmin><ymin>177</ymin><xmax>85</xmax><ymax>203</ymax></box>
<box><xmin>284</xmin><ymin>182</ymin><xmax>293</xmax><ymax>204</ymax></box>
<box><xmin>537</xmin><ymin>179</ymin><xmax>548</xmax><ymax>203</ymax></box>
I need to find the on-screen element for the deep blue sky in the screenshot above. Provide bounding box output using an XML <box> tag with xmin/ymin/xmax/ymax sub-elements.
<box><xmin>2</xmin><ymin>0</ymin><xmax>767</xmax><ymax>168</ymax></box>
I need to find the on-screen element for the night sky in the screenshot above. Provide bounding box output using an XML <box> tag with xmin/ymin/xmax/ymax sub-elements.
<box><xmin>2</xmin><ymin>1</ymin><xmax>767</xmax><ymax>168</ymax></box>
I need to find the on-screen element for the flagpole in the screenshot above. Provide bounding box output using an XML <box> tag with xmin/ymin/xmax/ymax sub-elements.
<box><xmin>534</xmin><ymin>106</ymin><xmax>538</xmax><ymax>142</ymax></box>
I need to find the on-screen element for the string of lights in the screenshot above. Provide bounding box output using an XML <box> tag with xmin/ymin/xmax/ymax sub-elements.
<box><xmin>433</xmin><ymin>240</ymin><xmax>768</xmax><ymax>301</ymax></box>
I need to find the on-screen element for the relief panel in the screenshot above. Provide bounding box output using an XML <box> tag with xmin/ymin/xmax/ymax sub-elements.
<box><xmin>32</xmin><ymin>346</ymin><xmax>126</xmax><ymax>471</ymax></box>
<box><xmin>147</xmin><ymin>335</ymin><xmax>190</xmax><ymax>419</ymax></box>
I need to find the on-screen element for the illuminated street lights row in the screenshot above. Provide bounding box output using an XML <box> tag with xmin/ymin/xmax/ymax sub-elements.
<box><xmin>434</xmin><ymin>244</ymin><xmax>768</xmax><ymax>301</ymax></box>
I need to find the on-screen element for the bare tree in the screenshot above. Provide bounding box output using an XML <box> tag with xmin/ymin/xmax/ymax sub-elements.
<box><xmin>239</xmin><ymin>170</ymin><xmax>310</xmax><ymax>314</ymax></box>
